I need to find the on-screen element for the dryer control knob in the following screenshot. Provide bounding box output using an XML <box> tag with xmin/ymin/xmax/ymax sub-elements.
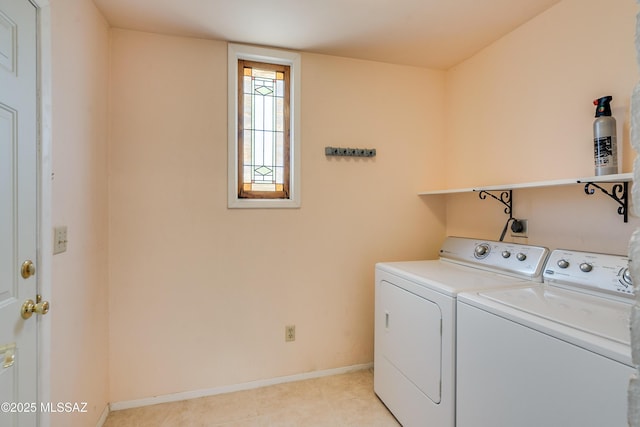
<box><xmin>516</xmin><ymin>253</ymin><xmax>527</xmax><ymax>261</ymax></box>
<box><xmin>474</xmin><ymin>244</ymin><xmax>490</xmax><ymax>258</ymax></box>
<box><xmin>502</xmin><ymin>251</ymin><xmax>511</xmax><ymax>258</ymax></box>
<box><xmin>579</xmin><ymin>262</ymin><xmax>593</xmax><ymax>273</ymax></box>
<box><xmin>557</xmin><ymin>259</ymin><xmax>570</xmax><ymax>269</ymax></box>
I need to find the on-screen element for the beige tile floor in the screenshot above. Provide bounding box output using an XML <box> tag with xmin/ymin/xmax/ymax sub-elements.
<box><xmin>103</xmin><ymin>369</ymin><xmax>401</xmax><ymax>427</ymax></box>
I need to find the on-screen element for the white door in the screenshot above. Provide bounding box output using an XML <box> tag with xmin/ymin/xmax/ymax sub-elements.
<box><xmin>377</xmin><ymin>280</ymin><xmax>442</xmax><ymax>402</ymax></box>
<box><xmin>0</xmin><ymin>0</ymin><xmax>39</xmax><ymax>425</ymax></box>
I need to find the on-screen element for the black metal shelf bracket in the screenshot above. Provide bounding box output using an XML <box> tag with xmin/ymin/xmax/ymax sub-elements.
<box><xmin>582</xmin><ymin>181</ymin><xmax>628</xmax><ymax>223</ymax></box>
<box><xmin>477</xmin><ymin>189</ymin><xmax>513</xmax><ymax>219</ymax></box>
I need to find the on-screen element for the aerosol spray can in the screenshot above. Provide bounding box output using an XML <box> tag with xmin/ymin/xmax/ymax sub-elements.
<box><xmin>593</xmin><ymin>96</ymin><xmax>618</xmax><ymax>176</ymax></box>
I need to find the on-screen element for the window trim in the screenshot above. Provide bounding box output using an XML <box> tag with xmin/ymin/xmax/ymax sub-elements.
<box><xmin>237</xmin><ymin>60</ymin><xmax>290</xmax><ymax>199</ymax></box>
<box><xmin>228</xmin><ymin>43</ymin><xmax>301</xmax><ymax>208</ymax></box>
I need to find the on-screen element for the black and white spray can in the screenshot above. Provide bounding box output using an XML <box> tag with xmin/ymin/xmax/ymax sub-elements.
<box><xmin>593</xmin><ymin>96</ymin><xmax>618</xmax><ymax>176</ymax></box>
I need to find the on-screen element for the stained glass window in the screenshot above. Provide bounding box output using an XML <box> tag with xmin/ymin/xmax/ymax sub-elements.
<box><xmin>238</xmin><ymin>60</ymin><xmax>290</xmax><ymax>199</ymax></box>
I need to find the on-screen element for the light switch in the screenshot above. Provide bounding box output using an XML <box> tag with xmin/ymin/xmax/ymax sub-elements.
<box><xmin>53</xmin><ymin>226</ymin><xmax>67</xmax><ymax>254</ymax></box>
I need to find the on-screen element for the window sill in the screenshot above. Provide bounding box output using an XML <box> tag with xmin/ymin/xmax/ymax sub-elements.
<box><xmin>228</xmin><ymin>198</ymin><xmax>301</xmax><ymax>209</ymax></box>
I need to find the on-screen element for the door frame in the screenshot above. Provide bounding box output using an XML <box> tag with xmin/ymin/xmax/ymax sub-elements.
<box><xmin>30</xmin><ymin>0</ymin><xmax>51</xmax><ymax>425</ymax></box>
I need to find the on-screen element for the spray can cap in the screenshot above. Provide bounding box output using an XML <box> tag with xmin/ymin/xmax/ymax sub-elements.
<box><xmin>593</xmin><ymin>96</ymin><xmax>613</xmax><ymax>117</ymax></box>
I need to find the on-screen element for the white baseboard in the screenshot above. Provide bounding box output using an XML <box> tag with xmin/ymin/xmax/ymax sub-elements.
<box><xmin>109</xmin><ymin>363</ymin><xmax>373</xmax><ymax>412</ymax></box>
<box><xmin>96</xmin><ymin>404</ymin><xmax>110</xmax><ymax>427</ymax></box>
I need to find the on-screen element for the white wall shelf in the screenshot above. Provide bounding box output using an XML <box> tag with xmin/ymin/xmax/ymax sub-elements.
<box><xmin>418</xmin><ymin>173</ymin><xmax>632</xmax><ymax>195</ymax></box>
<box><xmin>419</xmin><ymin>173</ymin><xmax>632</xmax><ymax>223</ymax></box>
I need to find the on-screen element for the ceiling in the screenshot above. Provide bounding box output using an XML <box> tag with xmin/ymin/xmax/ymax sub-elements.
<box><xmin>93</xmin><ymin>0</ymin><xmax>561</xmax><ymax>70</ymax></box>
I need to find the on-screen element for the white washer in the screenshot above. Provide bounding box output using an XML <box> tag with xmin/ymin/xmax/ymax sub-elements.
<box><xmin>456</xmin><ymin>249</ymin><xmax>635</xmax><ymax>427</ymax></box>
<box><xmin>374</xmin><ymin>237</ymin><xmax>549</xmax><ymax>427</ymax></box>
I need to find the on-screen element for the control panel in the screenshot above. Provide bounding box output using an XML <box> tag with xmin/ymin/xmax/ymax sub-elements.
<box><xmin>544</xmin><ymin>249</ymin><xmax>634</xmax><ymax>298</ymax></box>
<box><xmin>439</xmin><ymin>237</ymin><xmax>549</xmax><ymax>281</ymax></box>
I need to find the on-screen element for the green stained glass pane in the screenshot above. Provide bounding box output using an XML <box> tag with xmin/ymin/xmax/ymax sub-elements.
<box><xmin>255</xmin><ymin>85</ymin><xmax>273</xmax><ymax>96</ymax></box>
<box><xmin>255</xmin><ymin>166</ymin><xmax>272</xmax><ymax>176</ymax></box>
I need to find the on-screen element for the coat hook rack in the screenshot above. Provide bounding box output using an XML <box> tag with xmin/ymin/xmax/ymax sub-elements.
<box><xmin>580</xmin><ymin>181</ymin><xmax>628</xmax><ymax>223</ymax></box>
<box><xmin>476</xmin><ymin>189</ymin><xmax>513</xmax><ymax>218</ymax></box>
<box><xmin>324</xmin><ymin>146</ymin><xmax>376</xmax><ymax>157</ymax></box>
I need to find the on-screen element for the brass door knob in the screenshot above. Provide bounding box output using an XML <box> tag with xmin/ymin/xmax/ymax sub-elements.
<box><xmin>21</xmin><ymin>260</ymin><xmax>35</xmax><ymax>279</ymax></box>
<box><xmin>21</xmin><ymin>298</ymin><xmax>50</xmax><ymax>319</ymax></box>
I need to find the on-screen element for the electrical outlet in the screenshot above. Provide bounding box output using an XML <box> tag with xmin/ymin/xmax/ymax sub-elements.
<box><xmin>510</xmin><ymin>219</ymin><xmax>528</xmax><ymax>238</ymax></box>
<box><xmin>285</xmin><ymin>325</ymin><xmax>295</xmax><ymax>342</ymax></box>
<box><xmin>53</xmin><ymin>226</ymin><xmax>68</xmax><ymax>254</ymax></box>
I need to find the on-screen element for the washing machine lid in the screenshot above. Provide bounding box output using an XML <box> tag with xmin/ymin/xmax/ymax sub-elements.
<box><xmin>458</xmin><ymin>285</ymin><xmax>633</xmax><ymax>366</ymax></box>
<box><xmin>376</xmin><ymin>261</ymin><xmax>533</xmax><ymax>297</ymax></box>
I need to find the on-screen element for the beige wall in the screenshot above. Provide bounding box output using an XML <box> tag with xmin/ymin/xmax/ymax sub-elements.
<box><xmin>107</xmin><ymin>29</ymin><xmax>446</xmax><ymax>402</ymax></box>
<box><xmin>441</xmin><ymin>0</ymin><xmax>639</xmax><ymax>254</ymax></box>
<box><xmin>445</xmin><ymin>0</ymin><xmax>637</xmax><ymax>189</ymax></box>
<box><xmin>50</xmin><ymin>0</ymin><xmax>110</xmax><ymax>425</ymax></box>
<box><xmin>445</xmin><ymin>185</ymin><xmax>638</xmax><ymax>254</ymax></box>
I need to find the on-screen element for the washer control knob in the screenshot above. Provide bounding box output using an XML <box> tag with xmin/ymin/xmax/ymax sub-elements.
<box><xmin>516</xmin><ymin>253</ymin><xmax>527</xmax><ymax>261</ymax></box>
<box><xmin>557</xmin><ymin>259</ymin><xmax>570</xmax><ymax>269</ymax></box>
<box><xmin>579</xmin><ymin>262</ymin><xmax>593</xmax><ymax>273</ymax></box>
<box><xmin>622</xmin><ymin>268</ymin><xmax>633</xmax><ymax>286</ymax></box>
<box><xmin>474</xmin><ymin>244</ymin><xmax>490</xmax><ymax>258</ymax></box>
<box><xmin>502</xmin><ymin>251</ymin><xmax>511</xmax><ymax>258</ymax></box>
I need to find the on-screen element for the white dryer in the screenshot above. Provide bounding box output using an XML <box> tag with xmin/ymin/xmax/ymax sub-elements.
<box><xmin>456</xmin><ymin>248</ymin><xmax>635</xmax><ymax>427</ymax></box>
<box><xmin>374</xmin><ymin>237</ymin><xmax>549</xmax><ymax>427</ymax></box>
